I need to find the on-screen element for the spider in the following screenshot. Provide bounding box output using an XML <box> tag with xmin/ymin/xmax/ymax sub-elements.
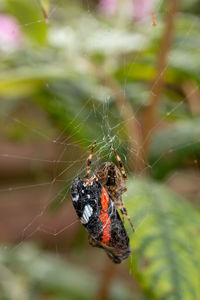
<box><xmin>85</xmin><ymin>141</ymin><xmax>135</xmax><ymax>232</ymax></box>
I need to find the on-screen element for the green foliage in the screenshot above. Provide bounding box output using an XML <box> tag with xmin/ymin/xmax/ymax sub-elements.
<box><xmin>1</xmin><ymin>0</ymin><xmax>200</xmax><ymax>299</ymax></box>
<box><xmin>150</xmin><ymin>119</ymin><xmax>200</xmax><ymax>179</ymax></box>
<box><xmin>6</xmin><ymin>0</ymin><xmax>47</xmax><ymax>44</ymax></box>
<box><xmin>126</xmin><ymin>178</ymin><xmax>200</xmax><ymax>300</ymax></box>
<box><xmin>0</xmin><ymin>244</ymin><xmax>136</xmax><ymax>300</ymax></box>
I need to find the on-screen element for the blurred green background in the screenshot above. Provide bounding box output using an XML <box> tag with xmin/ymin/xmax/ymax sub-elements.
<box><xmin>1</xmin><ymin>0</ymin><xmax>200</xmax><ymax>299</ymax></box>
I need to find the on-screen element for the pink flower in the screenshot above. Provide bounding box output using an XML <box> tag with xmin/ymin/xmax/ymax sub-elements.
<box><xmin>133</xmin><ymin>0</ymin><xmax>156</xmax><ymax>20</ymax></box>
<box><xmin>0</xmin><ymin>14</ymin><xmax>22</xmax><ymax>51</ymax></box>
<box><xmin>99</xmin><ymin>0</ymin><xmax>117</xmax><ymax>15</ymax></box>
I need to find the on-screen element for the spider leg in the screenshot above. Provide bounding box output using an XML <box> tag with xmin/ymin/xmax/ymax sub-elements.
<box><xmin>118</xmin><ymin>203</ymin><xmax>135</xmax><ymax>232</ymax></box>
<box><xmin>110</xmin><ymin>146</ymin><xmax>127</xmax><ymax>181</ymax></box>
<box><xmin>110</xmin><ymin>146</ymin><xmax>134</xmax><ymax>231</ymax></box>
<box><xmin>84</xmin><ymin>141</ymin><xmax>96</xmax><ymax>181</ymax></box>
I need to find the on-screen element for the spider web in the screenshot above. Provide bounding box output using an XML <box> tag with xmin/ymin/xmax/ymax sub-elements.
<box><xmin>0</xmin><ymin>0</ymin><xmax>199</xmax><ymax>268</ymax></box>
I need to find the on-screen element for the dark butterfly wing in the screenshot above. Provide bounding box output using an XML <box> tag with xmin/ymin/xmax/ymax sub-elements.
<box><xmin>71</xmin><ymin>177</ymin><xmax>130</xmax><ymax>263</ymax></box>
<box><xmin>71</xmin><ymin>178</ymin><xmax>102</xmax><ymax>238</ymax></box>
<box><xmin>88</xmin><ymin>204</ymin><xmax>131</xmax><ymax>264</ymax></box>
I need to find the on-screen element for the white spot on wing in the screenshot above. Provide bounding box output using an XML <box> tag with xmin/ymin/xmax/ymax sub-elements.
<box><xmin>72</xmin><ymin>194</ymin><xmax>79</xmax><ymax>202</ymax></box>
<box><xmin>87</xmin><ymin>194</ymin><xmax>91</xmax><ymax>199</ymax></box>
<box><xmin>80</xmin><ymin>204</ymin><xmax>93</xmax><ymax>224</ymax></box>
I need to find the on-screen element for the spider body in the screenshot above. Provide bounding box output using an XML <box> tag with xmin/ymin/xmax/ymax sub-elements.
<box><xmin>94</xmin><ymin>162</ymin><xmax>127</xmax><ymax>209</ymax></box>
<box><xmin>71</xmin><ymin>142</ymin><xmax>134</xmax><ymax>263</ymax></box>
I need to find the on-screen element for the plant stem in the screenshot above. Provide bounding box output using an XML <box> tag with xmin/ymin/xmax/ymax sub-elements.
<box><xmin>98</xmin><ymin>260</ymin><xmax>116</xmax><ymax>300</ymax></box>
<box><xmin>142</xmin><ymin>0</ymin><xmax>179</xmax><ymax>164</ymax></box>
<box><xmin>182</xmin><ymin>81</ymin><xmax>200</xmax><ymax>116</ymax></box>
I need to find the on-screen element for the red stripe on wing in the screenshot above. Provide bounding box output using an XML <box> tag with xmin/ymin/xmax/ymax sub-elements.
<box><xmin>99</xmin><ymin>188</ymin><xmax>111</xmax><ymax>245</ymax></box>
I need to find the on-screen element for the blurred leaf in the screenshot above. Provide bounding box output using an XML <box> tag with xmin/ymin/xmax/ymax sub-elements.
<box><xmin>126</xmin><ymin>178</ymin><xmax>200</xmax><ymax>300</ymax></box>
<box><xmin>37</xmin><ymin>79</ymin><xmax>123</xmax><ymax>148</ymax></box>
<box><xmin>149</xmin><ymin>119</ymin><xmax>200</xmax><ymax>179</ymax></box>
<box><xmin>0</xmin><ymin>77</ymin><xmax>42</xmax><ymax>99</ymax></box>
<box><xmin>6</xmin><ymin>0</ymin><xmax>47</xmax><ymax>44</ymax></box>
<box><xmin>0</xmin><ymin>243</ymin><xmax>137</xmax><ymax>300</ymax></box>
<box><xmin>0</xmin><ymin>64</ymin><xmax>77</xmax><ymax>99</ymax></box>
